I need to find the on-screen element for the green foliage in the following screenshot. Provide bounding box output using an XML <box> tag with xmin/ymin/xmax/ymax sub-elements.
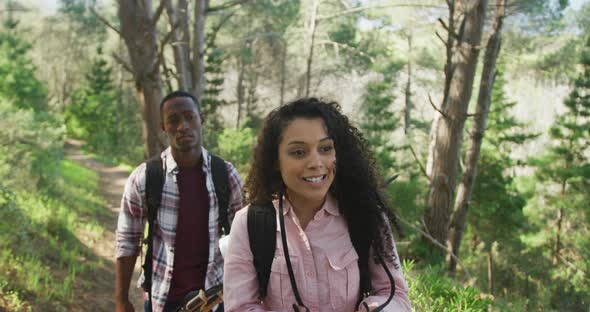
<box><xmin>202</xmin><ymin>47</ymin><xmax>229</xmax><ymax>152</ymax></box>
<box><xmin>0</xmin><ymin>19</ymin><xmax>46</xmax><ymax>111</ymax></box>
<box><xmin>404</xmin><ymin>261</ymin><xmax>492</xmax><ymax>311</ymax></box>
<box><xmin>523</xmin><ymin>36</ymin><xmax>590</xmax><ymax>309</ymax></box>
<box><xmin>65</xmin><ymin>47</ymin><xmax>143</xmax><ymax>165</ymax></box>
<box><xmin>360</xmin><ymin>63</ymin><xmax>404</xmax><ymax>177</ymax></box>
<box><xmin>0</xmin><ymin>101</ymin><xmax>65</xmax><ymax>191</ymax></box>
<box><xmin>0</xmin><ymin>160</ymin><xmax>108</xmax><ymax>310</ymax></box>
<box><xmin>216</xmin><ymin>127</ymin><xmax>255</xmax><ymax>178</ymax></box>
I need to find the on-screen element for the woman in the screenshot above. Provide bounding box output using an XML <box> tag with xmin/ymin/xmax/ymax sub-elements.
<box><xmin>224</xmin><ymin>98</ymin><xmax>411</xmax><ymax>311</ymax></box>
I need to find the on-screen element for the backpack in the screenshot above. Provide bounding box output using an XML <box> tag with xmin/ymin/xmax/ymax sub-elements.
<box><xmin>246</xmin><ymin>202</ymin><xmax>372</xmax><ymax>304</ymax></box>
<box><xmin>142</xmin><ymin>153</ymin><xmax>231</xmax><ymax>301</ymax></box>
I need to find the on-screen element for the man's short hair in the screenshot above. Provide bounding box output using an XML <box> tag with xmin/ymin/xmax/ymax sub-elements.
<box><xmin>159</xmin><ymin>90</ymin><xmax>201</xmax><ymax>115</ymax></box>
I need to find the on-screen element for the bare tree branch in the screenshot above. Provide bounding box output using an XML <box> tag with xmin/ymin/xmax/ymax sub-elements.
<box><xmin>205</xmin><ymin>10</ymin><xmax>237</xmax><ymax>54</ymax></box>
<box><xmin>207</xmin><ymin>0</ymin><xmax>250</xmax><ymax>13</ymax></box>
<box><xmin>154</xmin><ymin>21</ymin><xmax>181</xmax><ymax>75</ymax></box>
<box><xmin>112</xmin><ymin>53</ymin><xmax>134</xmax><ymax>74</ymax></box>
<box><xmin>317</xmin><ymin>4</ymin><xmax>446</xmax><ymax>20</ymax></box>
<box><xmin>316</xmin><ymin>39</ymin><xmax>375</xmax><ymax>63</ymax></box>
<box><xmin>407</xmin><ymin>144</ymin><xmax>431</xmax><ymax>183</ymax></box>
<box><xmin>429</xmin><ymin>94</ymin><xmax>449</xmax><ymax>119</ymax></box>
<box><xmin>435</xmin><ymin>31</ymin><xmax>447</xmax><ymax>46</ymax></box>
<box><xmin>89</xmin><ymin>6</ymin><xmax>122</xmax><ymax>37</ymax></box>
<box><xmin>395</xmin><ymin>216</ymin><xmax>472</xmax><ymax>279</ymax></box>
<box><xmin>152</xmin><ymin>0</ymin><xmax>169</xmax><ymax>26</ymax></box>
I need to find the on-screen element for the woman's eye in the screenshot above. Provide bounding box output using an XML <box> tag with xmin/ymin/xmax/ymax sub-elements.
<box><xmin>320</xmin><ymin>145</ymin><xmax>334</xmax><ymax>153</ymax></box>
<box><xmin>289</xmin><ymin>150</ymin><xmax>305</xmax><ymax>157</ymax></box>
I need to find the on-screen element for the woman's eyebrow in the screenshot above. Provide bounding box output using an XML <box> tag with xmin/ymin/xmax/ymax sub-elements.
<box><xmin>287</xmin><ymin>137</ymin><xmax>332</xmax><ymax>145</ymax></box>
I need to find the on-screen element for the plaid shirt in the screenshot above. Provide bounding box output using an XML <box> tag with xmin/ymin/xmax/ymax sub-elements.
<box><xmin>116</xmin><ymin>147</ymin><xmax>243</xmax><ymax>312</ymax></box>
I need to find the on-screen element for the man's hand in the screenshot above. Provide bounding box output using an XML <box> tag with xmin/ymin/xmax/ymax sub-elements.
<box><xmin>116</xmin><ymin>298</ymin><xmax>135</xmax><ymax>312</ymax></box>
<box><xmin>116</xmin><ymin>256</ymin><xmax>138</xmax><ymax>312</ymax></box>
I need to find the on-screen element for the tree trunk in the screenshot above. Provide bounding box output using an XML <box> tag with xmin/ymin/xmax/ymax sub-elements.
<box><xmin>166</xmin><ymin>0</ymin><xmax>192</xmax><ymax>91</ymax></box>
<box><xmin>487</xmin><ymin>250</ymin><xmax>494</xmax><ymax>295</ymax></box>
<box><xmin>118</xmin><ymin>0</ymin><xmax>165</xmax><ymax>158</ymax></box>
<box><xmin>304</xmin><ymin>0</ymin><xmax>321</xmax><ymax>97</ymax></box>
<box><xmin>236</xmin><ymin>57</ymin><xmax>245</xmax><ymax>128</ymax></box>
<box><xmin>447</xmin><ymin>0</ymin><xmax>506</xmax><ymax>274</ymax></box>
<box><xmin>552</xmin><ymin>178</ymin><xmax>566</xmax><ymax>265</ymax></box>
<box><xmin>280</xmin><ymin>40</ymin><xmax>287</xmax><ymax>106</ymax></box>
<box><xmin>404</xmin><ymin>32</ymin><xmax>413</xmax><ymax>133</ymax></box>
<box><xmin>192</xmin><ymin>0</ymin><xmax>207</xmax><ymax>99</ymax></box>
<box><xmin>423</xmin><ymin>0</ymin><xmax>488</xmax><ymax>252</ymax></box>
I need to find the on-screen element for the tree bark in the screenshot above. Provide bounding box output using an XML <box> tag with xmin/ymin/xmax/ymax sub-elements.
<box><xmin>404</xmin><ymin>32</ymin><xmax>413</xmax><ymax>133</ymax></box>
<box><xmin>166</xmin><ymin>0</ymin><xmax>192</xmax><ymax>91</ymax></box>
<box><xmin>118</xmin><ymin>0</ymin><xmax>165</xmax><ymax>158</ymax></box>
<box><xmin>304</xmin><ymin>0</ymin><xmax>321</xmax><ymax>97</ymax></box>
<box><xmin>447</xmin><ymin>0</ymin><xmax>506</xmax><ymax>274</ymax></box>
<box><xmin>487</xmin><ymin>250</ymin><xmax>494</xmax><ymax>295</ymax></box>
<box><xmin>236</xmin><ymin>56</ymin><xmax>245</xmax><ymax>128</ymax></box>
<box><xmin>423</xmin><ymin>0</ymin><xmax>488</xmax><ymax>251</ymax></box>
<box><xmin>192</xmin><ymin>0</ymin><xmax>207</xmax><ymax>99</ymax></box>
<box><xmin>552</xmin><ymin>178</ymin><xmax>566</xmax><ymax>265</ymax></box>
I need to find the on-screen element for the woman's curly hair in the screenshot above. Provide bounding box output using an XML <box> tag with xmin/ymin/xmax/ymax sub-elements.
<box><xmin>244</xmin><ymin>98</ymin><xmax>402</xmax><ymax>268</ymax></box>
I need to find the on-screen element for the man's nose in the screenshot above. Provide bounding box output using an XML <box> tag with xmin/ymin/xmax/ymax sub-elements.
<box><xmin>177</xmin><ymin>118</ymin><xmax>190</xmax><ymax>131</ymax></box>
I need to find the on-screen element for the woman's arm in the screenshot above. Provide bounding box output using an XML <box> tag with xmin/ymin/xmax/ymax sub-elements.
<box><xmin>224</xmin><ymin>207</ymin><xmax>274</xmax><ymax>312</ymax></box>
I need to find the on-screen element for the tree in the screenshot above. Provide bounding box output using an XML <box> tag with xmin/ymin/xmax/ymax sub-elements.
<box><xmin>423</xmin><ymin>0</ymin><xmax>489</xmax><ymax>255</ymax></box>
<box><xmin>527</xmin><ymin>36</ymin><xmax>590</xmax><ymax>307</ymax></box>
<box><xmin>360</xmin><ymin>64</ymin><xmax>403</xmax><ymax>176</ymax></box>
<box><xmin>0</xmin><ymin>19</ymin><xmax>46</xmax><ymax>111</ymax></box>
<box><xmin>447</xmin><ymin>0</ymin><xmax>507</xmax><ymax>273</ymax></box>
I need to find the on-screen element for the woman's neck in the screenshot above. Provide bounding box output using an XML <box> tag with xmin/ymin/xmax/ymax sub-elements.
<box><xmin>286</xmin><ymin>192</ymin><xmax>326</xmax><ymax>230</ymax></box>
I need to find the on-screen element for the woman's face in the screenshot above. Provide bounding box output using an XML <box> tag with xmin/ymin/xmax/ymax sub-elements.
<box><xmin>277</xmin><ymin>117</ymin><xmax>336</xmax><ymax>209</ymax></box>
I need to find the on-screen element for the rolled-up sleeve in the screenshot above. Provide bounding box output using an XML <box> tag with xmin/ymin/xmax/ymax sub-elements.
<box><xmin>115</xmin><ymin>163</ymin><xmax>147</xmax><ymax>259</ymax></box>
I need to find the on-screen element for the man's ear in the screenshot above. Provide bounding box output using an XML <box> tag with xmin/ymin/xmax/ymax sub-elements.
<box><xmin>160</xmin><ymin>120</ymin><xmax>165</xmax><ymax>132</ymax></box>
<box><xmin>200</xmin><ymin>113</ymin><xmax>205</xmax><ymax>125</ymax></box>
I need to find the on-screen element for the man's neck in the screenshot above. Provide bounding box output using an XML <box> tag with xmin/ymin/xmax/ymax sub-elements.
<box><xmin>171</xmin><ymin>147</ymin><xmax>202</xmax><ymax>169</ymax></box>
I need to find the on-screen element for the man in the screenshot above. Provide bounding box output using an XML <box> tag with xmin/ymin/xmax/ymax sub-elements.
<box><xmin>115</xmin><ymin>91</ymin><xmax>243</xmax><ymax>312</ymax></box>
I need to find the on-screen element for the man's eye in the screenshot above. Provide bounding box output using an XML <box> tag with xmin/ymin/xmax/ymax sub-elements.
<box><xmin>184</xmin><ymin>114</ymin><xmax>195</xmax><ymax>121</ymax></box>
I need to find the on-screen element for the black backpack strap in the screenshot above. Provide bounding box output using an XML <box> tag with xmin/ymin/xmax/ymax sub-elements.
<box><xmin>247</xmin><ymin>203</ymin><xmax>276</xmax><ymax>300</ymax></box>
<box><xmin>142</xmin><ymin>155</ymin><xmax>165</xmax><ymax>302</ymax></box>
<box><xmin>210</xmin><ymin>154</ymin><xmax>231</xmax><ymax>235</ymax></box>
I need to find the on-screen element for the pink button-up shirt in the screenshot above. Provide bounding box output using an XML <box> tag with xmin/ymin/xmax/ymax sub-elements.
<box><xmin>224</xmin><ymin>195</ymin><xmax>411</xmax><ymax>312</ymax></box>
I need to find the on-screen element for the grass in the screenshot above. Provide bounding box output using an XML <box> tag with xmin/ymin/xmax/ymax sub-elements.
<box><xmin>0</xmin><ymin>159</ymin><xmax>109</xmax><ymax>311</ymax></box>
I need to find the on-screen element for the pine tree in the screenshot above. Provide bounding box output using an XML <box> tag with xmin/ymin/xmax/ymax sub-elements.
<box><xmin>0</xmin><ymin>19</ymin><xmax>46</xmax><ymax>110</ymax></box>
<box><xmin>469</xmin><ymin>69</ymin><xmax>537</xmax><ymax>246</ymax></box>
<box><xmin>527</xmin><ymin>36</ymin><xmax>590</xmax><ymax>308</ymax></box>
<box><xmin>360</xmin><ymin>74</ymin><xmax>400</xmax><ymax>176</ymax></box>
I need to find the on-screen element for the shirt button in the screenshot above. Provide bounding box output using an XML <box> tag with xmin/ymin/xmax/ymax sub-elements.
<box><xmin>306</xmin><ymin>271</ymin><xmax>314</xmax><ymax>277</ymax></box>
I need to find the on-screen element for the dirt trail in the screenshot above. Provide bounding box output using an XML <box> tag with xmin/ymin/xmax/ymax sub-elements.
<box><xmin>65</xmin><ymin>139</ymin><xmax>144</xmax><ymax>311</ymax></box>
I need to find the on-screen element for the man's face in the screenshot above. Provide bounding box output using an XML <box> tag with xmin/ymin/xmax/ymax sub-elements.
<box><xmin>161</xmin><ymin>96</ymin><xmax>203</xmax><ymax>153</ymax></box>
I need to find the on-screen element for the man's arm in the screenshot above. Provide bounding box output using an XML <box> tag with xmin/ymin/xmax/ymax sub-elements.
<box><xmin>116</xmin><ymin>256</ymin><xmax>138</xmax><ymax>312</ymax></box>
<box><xmin>115</xmin><ymin>164</ymin><xmax>147</xmax><ymax>312</ymax></box>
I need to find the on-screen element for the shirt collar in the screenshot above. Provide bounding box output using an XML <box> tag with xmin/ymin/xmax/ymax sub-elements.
<box><xmin>280</xmin><ymin>193</ymin><xmax>339</xmax><ymax>217</ymax></box>
<box><xmin>163</xmin><ymin>146</ymin><xmax>209</xmax><ymax>175</ymax></box>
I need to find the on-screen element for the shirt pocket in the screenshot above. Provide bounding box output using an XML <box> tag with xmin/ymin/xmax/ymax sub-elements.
<box><xmin>268</xmin><ymin>255</ymin><xmax>299</xmax><ymax>310</ymax></box>
<box><xmin>326</xmin><ymin>247</ymin><xmax>359</xmax><ymax>311</ymax></box>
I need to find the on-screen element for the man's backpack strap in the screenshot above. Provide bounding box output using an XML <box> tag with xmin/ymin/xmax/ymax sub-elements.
<box><xmin>247</xmin><ymin>203</ymin><xmax>276</xmax><ymax>300</ymax></box>
<box><xmin>143</xmin><ymin>155</ymin><xmax>165</xmax><ymax>298</ymax></box>
<box><xmin>210</xmin><ymin>154</ymin><xmax>231</xmax><ymax>235</ymax></box>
